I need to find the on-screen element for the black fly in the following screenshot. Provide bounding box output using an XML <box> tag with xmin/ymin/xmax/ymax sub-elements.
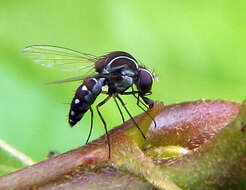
<box><xmin>22</xmin><ymin>45</ymin><xmax>157</xmax><ymax>158</ymax></box>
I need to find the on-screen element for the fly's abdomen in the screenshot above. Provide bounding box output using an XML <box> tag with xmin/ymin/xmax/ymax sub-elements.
<box><xmin>69</xmin><ymin>77</ymin><xmax>105</xmax><ymax>127</ymax></box>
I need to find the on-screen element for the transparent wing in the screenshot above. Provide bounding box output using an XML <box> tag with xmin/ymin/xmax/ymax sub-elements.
<box><xmin>46</xmin><ymin>73</ymin><xmax>108</xmax><ymax>85</ymax></box>
<box><xmin>46</xmin><ymin>75</ymin><xmax>91</xmax><ymax>84</ymax></box>
<box><xmin>22</xmin><ymin>45</ymin><xmax>99</xmax><ymax>72</ymax></box>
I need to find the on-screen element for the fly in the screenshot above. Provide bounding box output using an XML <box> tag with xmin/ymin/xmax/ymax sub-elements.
<box><xmin>22</xmin><ymin>45</ymin><xmax>157</xmax><ymax>158</ymax></box>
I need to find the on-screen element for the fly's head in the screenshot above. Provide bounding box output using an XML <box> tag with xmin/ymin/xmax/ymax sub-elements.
<box><xmin>136</xmin><ymin>67</ymin><xmax>156</xmax><ymax>108</ymax></box>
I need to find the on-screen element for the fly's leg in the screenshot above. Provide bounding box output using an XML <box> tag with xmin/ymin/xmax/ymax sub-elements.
<box><xmin>102</xmin><ymin>91</ymin><xmax>125</xmax><ymax>123</ymax></box>
<box><xmin>141</xmin><ymin>96</ymin><xmax>154</xmax><ymax>108</ymax></box>
<box><xmin>132</xmin><ymin>94</ymin><xmax>157</xmax><ymax>128</ymax></box>
<box><xmin>113</xmin><ymin>96</ymin><xmax>125</xmax><ymax>123</ymax></box>
<box><xmin>116</xmin><ymin>95</ymin><xmax>146</xmax><ymax>139</ymax></box>
<box><xmin>121</xmin><ymin>87</ymin><xmax>157</xmax><ymax>128</ymax></box>
<box><xmin>85</xmin><ymin>107</ymin><xmax>93</xmax><ymax>144</ymax></box>
<box><xmin>135</xmin><ymin>93</ymin><xmax>148</xmax><ymax>109</ymax></box>
<box><xmin>96</xmin><ymin>95</ymin><xmax>112</xmax><ymax>159</ymax></box>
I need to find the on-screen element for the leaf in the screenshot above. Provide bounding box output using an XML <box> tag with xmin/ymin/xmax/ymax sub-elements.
<box><xmin>0</xmin><ymin>139</ymin><xmax>34</xmax><ymax>176</ymax></box>
<box><xmin>144</xmin><ymin>100</ymin><xmax>246</xmax><ymax>189</ymax></box>
<box><xmin>0</xmin><ymin>99</ymin><xmax>246</xmax><ymax>190</ymax></box>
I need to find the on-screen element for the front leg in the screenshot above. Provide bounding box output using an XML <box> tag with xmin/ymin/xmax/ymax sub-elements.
<box><xmin>116</xmin><ymin>95</ymin><xmax>146</xmax><ymax>139</ymax></box>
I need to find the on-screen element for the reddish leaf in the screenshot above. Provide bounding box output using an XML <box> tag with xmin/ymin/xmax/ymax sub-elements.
<box><xmin>1</xmin><ymin>99</ymin><xmax>245</xmax><ymax>190</ymax></box>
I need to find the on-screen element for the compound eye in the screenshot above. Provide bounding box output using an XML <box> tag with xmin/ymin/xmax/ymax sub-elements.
<box><xmin>137</xmin><ymin>69</ymin><xmax>153</xmax><ymax>94</ymax></box>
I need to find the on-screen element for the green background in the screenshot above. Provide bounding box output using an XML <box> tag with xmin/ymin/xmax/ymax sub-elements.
<box><xmin>0</xmin><ymin>0</ymin><xmax>245</xmax><ymax>161</ymax></box>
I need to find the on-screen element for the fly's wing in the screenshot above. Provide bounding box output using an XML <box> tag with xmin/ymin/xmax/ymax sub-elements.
<box><xmin>46</xmin><ymin>73</ymin><xmax>108</xmax><ymax>85</ymax></box>
<box><xmin>22</xmin><ymin>45</ymin><xmax>98</xmax><ymax>72</ymax></box>
<box><xmin>45</xmin><ymin>75</ymin><xmax>91</xmax><ymax>84</ymax></box>
<box><xmin>46</xmin><ymin>73</ymin><xmax>109</xmax><ymax>85</ymax></box>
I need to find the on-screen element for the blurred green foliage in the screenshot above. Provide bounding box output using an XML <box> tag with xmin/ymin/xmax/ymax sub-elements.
<box><xmin>0</xmin><ymin>0</ymin><xmax>246</xmax><ymax>161</ymax></box>
<box><xmin>0</xmin><ymin>139</ymin><xmax>33</xmax><ymax>176</ymax></box>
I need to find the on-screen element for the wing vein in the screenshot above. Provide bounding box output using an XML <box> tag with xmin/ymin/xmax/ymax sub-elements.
<box><xmin>22</xmin><ymin>45</ymin><xmax>99</xmax><ymax>73</ymax></box>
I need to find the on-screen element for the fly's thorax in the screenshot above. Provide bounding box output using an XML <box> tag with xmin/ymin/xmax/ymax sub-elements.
<box><xmin>121</xmin><ymin>69</ymin><xmax>136</xmax><ymax>77</ymax></box>
<box><xmin>94</xmin><ymin>57</ymin><xmax>108</xmax><ymax>73</ymax></box>
<box><xmin>95</xmin><ymin>51</ymin><xmax>139</xmax><ymax>75</ymax></box>
<box><xmin>108</xmin><ymin>73</ymin><xmax>133</xmax><ymax>94</ymax></box>
<box><xmin>68</xmin><ymin>77</ymin><xmax>105</xmax><ymax>127</ymax></box>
